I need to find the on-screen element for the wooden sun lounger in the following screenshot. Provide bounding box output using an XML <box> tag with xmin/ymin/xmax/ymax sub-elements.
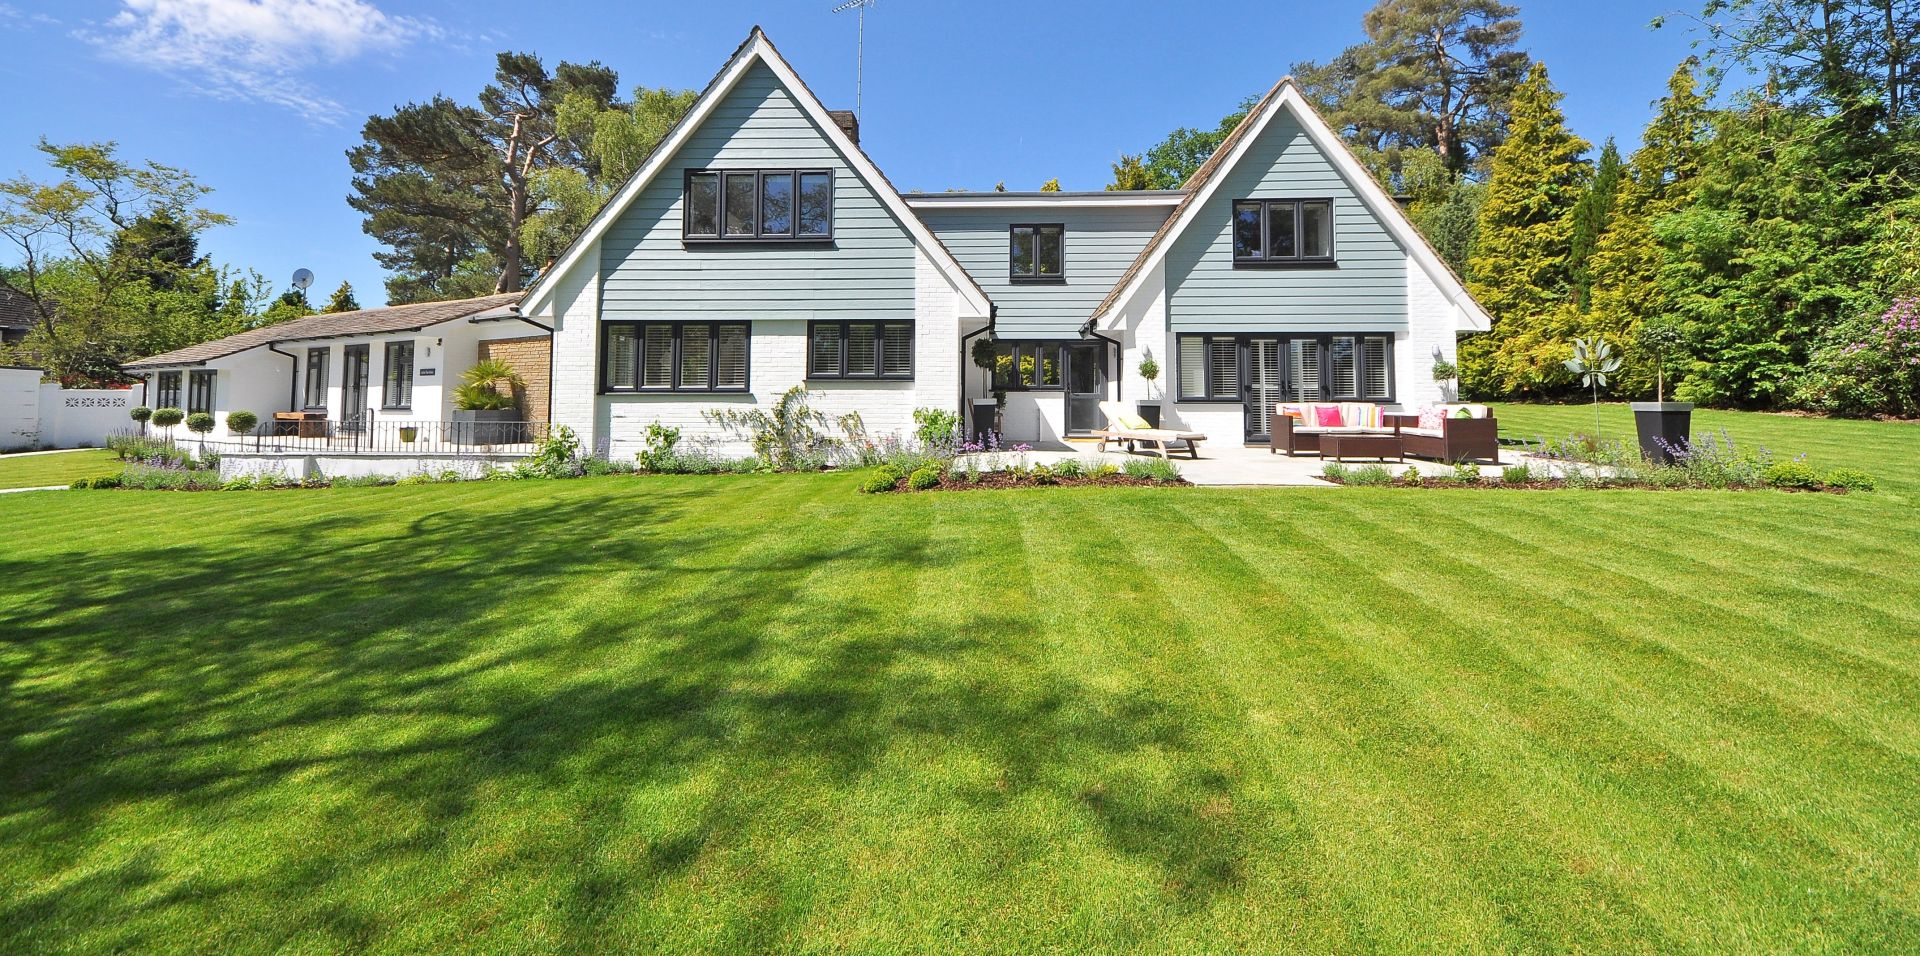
<box><xmin>1094</xmin><ymin>402</ymin><xmax>1206</xmax><ymax>459</ymax></box>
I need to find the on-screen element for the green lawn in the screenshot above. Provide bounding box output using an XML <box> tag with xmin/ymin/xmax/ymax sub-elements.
<box><xmin>0</xmin><ymin>449</ymin><xmax>118</xmax><ymax>490</ymax></box>
<box><xmin>3</xmin><ymin>409</ymin><xmax>1918</xmax><ymax>953</ymax></box>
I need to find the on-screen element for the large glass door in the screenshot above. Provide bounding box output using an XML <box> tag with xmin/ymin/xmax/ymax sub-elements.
<box><xmin>1064</xmin><ymin>343</ymin><xmax>1106</xmax><ymax>436</ymax></box>
<box><xmin>1243</xmin><ymin>338</ymin><xmax>1283</xmax><ymax>442</ymax></box>
<box><xmin>341</xmin><ymin>344</ymin><xmax>370</xmax><ymax>434</ymax></box>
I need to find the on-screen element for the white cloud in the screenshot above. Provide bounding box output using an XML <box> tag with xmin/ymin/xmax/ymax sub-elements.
<box><xmin>84</xmin><ymin>0</ymin><xmax>438</xmax><ymax>122</ymax></box>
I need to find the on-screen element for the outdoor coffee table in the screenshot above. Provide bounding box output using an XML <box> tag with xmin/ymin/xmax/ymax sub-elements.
<box><xmin>1320</xmin><ymin>432</ymin><xmax>1402</xmax><ymax>462</ymax></box>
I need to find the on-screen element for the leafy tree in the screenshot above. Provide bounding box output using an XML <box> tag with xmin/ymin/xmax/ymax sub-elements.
<box><xmin>323</xmin><ymin>281</ymin><xmax>361</xmax><ymax>314</ymax></box>
<box><xmin>1108</xmin><ymin>97</ymin><xmax>1257</xmax><ymax>189</ymax></box>
<box><xmin>1107</xmin><ymin>154</ymin><xmax>1156</xmax><ymax>190</ymax></box>
<box><xmin>1665</xmin><ymin>0</ymin><xmax>1918</xmax><ymax>126</ymax></box>
<box><xmin>1460</xmin><ymin>62</ymin><xmax>1591</xmax><ymax>396</ymax></box>
<box><xmin>260</xmin><ymin>288</ymin><xmax>315</xmax><ymax>328</ymax></box>
<box><xmin>0</xmin><ymin>140</ymin><xmax>230</xmax><ymax>383</ymax></box>
<box><xmin>1411</xmin><ymin>179</ymin><xmax>1485</xmax><ymax>273</ymax></box>
<box><xmin>349</xmin><ymin>52</ymin><xmax>621</xmax><ymax>301</ymax></box>
<box><xmin>520</xmin><ymin>85</ymin><xmax>698</xmax><ymax>267</ymax></box>
<box><xmin>1039</xmin><ymin>178</ymin><xmax>1062</xmax><ymax>192</ymax></box>
<box><xmin>1292</xmin><ymin>0</ymin><xmax>1531</xmax><ymax>175</ymax></box>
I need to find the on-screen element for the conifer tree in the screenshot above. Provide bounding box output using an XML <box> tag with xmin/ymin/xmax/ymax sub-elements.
<box><xmin>323</xmin><ymin>281</ymin><xmax>361</xmax><ymax>314</ymax></box>
<box><xmin>1460</xmin><ymin>62</ymin><xmax>1591</xmax><ymax>396</ymax></box>
<box><xmin>1568</xmin><ymin>138</ymin><xmax>1623</xmax><ymax>309</ymax></box>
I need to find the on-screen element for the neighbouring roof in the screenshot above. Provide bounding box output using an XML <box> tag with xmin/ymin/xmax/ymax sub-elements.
<box><xmin>122</xmin><ymin>292</ymin><xmax>525</xmax><ymax>370</ymax></box>
<box><xmin>0</xmin><ymin>287</ymin><xmax>37</xmax><ymax>332</ymax></box>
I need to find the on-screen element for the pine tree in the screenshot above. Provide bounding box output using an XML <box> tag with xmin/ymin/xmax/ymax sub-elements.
<box><xmin>1460</xmin><ymin>62</ymin><xmax>1592</xmax><ymax>396</ymax></box>
<box><xmin>323</xmin><ymin>281</ymin><xmax>361</xmax><ymax>314</ymax></box>
<box><xmin>1039</xmin><ymin>179</ymin><xmax>1062</xmax><ymax>192</ymax></box>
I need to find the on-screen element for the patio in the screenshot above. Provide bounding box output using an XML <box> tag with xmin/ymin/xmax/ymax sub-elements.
<box><xmin>964</xmin><ymin>440</ymin><xmax>1527</xmax><ymax>487</ymax></box>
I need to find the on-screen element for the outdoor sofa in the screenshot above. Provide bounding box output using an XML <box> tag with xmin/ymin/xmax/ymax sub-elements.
<box><xmin>1271</xmin><ymin>402</ymin><xmax>1499</xmax><ymax>464</ymax></box>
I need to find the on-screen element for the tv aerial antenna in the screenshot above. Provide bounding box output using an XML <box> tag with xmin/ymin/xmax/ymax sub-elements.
<box><xmin>830</xmin><ymin>0</ymin><xmax>881</xmax><ymax>122</ymax></box>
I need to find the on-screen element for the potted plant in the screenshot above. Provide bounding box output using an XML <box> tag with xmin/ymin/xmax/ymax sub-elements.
<box><xmin>451</xmin><ymin>359</ymin><xmax>526</xmax><ymax>444</ymax></box>
<box><xmin>399</xmin><ymin>426</ymin><xmax>419</xmax><ymax>443</ymax></box>
<box><xmin>1431</xmin><ymin>354</ymin><xmax>1459</xmax><ymax>402</ymax></box>
<box><xmin>1136</xmin><ymin>352</ymin><xmax>1162</xmax><ymax>427</ymax></box>
<box><xmin>129</xmin><ymin>405</ymin><xmax>152</xmax><ymax>435</ymax></box>
<box><xmin>969</xmin><ymin>337</ymin><xmax>1001</xmax><ymax>443</ymax></box>
<box><xmin>1630</xmin><ymin>319</ymin><xmax>1692</xmax><ymax>464</ymax></box>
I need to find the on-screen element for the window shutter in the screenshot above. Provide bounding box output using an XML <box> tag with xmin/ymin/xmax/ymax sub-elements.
<box><xmin>717</xmin><ymin>325</ymin><xmax>749</xmax><ymax>389</ymax></box>
<box><xmin>881</xmin><ymin>324</ymin><xmax>912</xmax><ymax>376</ymax></box>
<box><xmin>606</xmin><ymin>326</ymin><xmax>637</xmax><ymax>389</ymax></box>
<box><xmin>642</xmin><ymin>325</ymin><xmax>674</xmax><ymax>388</ymax></box>
<box><xmin>1331</xmin><ymin>336</ymin><xmax>1357</xmax><ymax>399</ymax></box>
<box><xmin>847</xmin><ymin>323</ymin><xmax>878</xmax><ymax>376</ymax></box>
<box><xmin>1290</xmin><ymin>340</ymin><xmax>1321</xmax><ymax>402</ymax></box>
<box><xmin>1363</xmin><ymin>336</ymin><xmax>1390</xmax><ymax>398</ymax></box>
<box><xmin>1179</xmin><ymin>336</ymin><xmax>1205</xmax><ymax>398</ymax></box>
<box><xmin>1208</xmin><ymin>338</ymin><xmax>1239</xmax><ymax>399</ymax></box>
<box><xmin>811</xmin><ymin>324</ymin><xmax>842</xmax><ymax>376</ymax></box>
<box><xmin>680</xmin><ymin>326</ymin><xmax>712</xmax><ymax>389</ymax></box>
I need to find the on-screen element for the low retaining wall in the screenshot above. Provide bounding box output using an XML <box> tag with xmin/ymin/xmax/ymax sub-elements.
<box><xmin>218</xmin><ymin>451</ymin><xmax>529</xmax><ymax>482</ymax></box>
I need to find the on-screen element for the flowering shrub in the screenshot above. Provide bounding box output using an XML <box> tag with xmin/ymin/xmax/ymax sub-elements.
<box><xmin>1792</xmin><ymin>297</ymin><xmax>1920</xmax><ymax>418</ymax></box>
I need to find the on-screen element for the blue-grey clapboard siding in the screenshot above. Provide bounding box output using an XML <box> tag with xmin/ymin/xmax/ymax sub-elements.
<box><xmin>1165</xmin><ymin>111</ymin><xmax>1408</xmax><ymax>332</ymax></box>
<box><xmin>915</xmin><ymin>206</ymin><xmax>1169</xmax><ymax>339</ymax></box>
<box><xmin>599</xmin><ymin>62</ymin><xmax>916</xmax><ymax>321</ymax></box>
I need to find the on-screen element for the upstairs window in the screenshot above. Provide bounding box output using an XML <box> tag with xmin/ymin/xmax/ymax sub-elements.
<box><xmin>684</xmin><ymin>169</ymin><xmax>833</xmax><ymax>241</ymax></box>
<box><xmin>1009</xmin><ymin>224</ymin><xmax>1065</xmax><ymax>282</ymax></box>
<box><xmin>1232</xmin><ymin>198</ymin><xmax>1334</xmax><ymax>266</ymax></box>
<box><xmin>187</xmin><ymin>370</ymin><xmax>216</xmax><ymax>414</ymax></box>
<box><xmin>155</xmin><ymin>371</ymin><xmax>182</xmax><ymax>409</ymax></box>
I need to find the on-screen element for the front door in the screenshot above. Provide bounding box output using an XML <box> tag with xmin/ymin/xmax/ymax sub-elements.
<box><xmin>341</xmin><ymin>345</ymin><xmax>370</xmax><ymax>432</ymax></box>
<box><xmin>1064</xmin><ymin>343</ymin><xmax>1106</xmax><ymax>436</ymax></box>
<box><xmin>1243</xmin><ymin>337</ymin><xmax>1283</xmax><ymax>442</ymax></box>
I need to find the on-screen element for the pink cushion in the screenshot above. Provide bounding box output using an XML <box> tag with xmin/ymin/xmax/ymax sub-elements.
<box><xmin>1418</xmin><ymin>406</ymin><xmax>1445</xmax><ymax>431</ymax></box>
<box><xmin>1315</xmin><ymin>405</ymin><xmax>1344</xmax><ymax>428</ymax></box>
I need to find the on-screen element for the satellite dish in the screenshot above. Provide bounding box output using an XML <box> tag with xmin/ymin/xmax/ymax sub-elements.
<box><xmin>291</xmin><ymin>268</ymin><xmax>314</xmax><ymax>291</ymax></box>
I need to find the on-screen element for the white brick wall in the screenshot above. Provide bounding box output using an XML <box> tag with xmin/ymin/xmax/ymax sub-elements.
<box><xmin>1400</xmin><ymin>253</ymin><xmax>1456</xmax><ymax>408</ymax></box>
<box><xmin>550</xmin><ymin>247</ymin><xmax>968</xmax><ymax>462</ymax></box>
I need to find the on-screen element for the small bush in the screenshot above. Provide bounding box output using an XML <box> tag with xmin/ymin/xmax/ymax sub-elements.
<box><xmin>71</xmin><ymin>474</ymin><xmax>122</xmax><ymax>490</ymax></box>
<box><xmin>333</xmin><ymin>475</ymin><xmax>396</xmax><ymax>488</ymax></box>
<box><xmin>637</xmin><ymin>422</ymin><xmax>682</xmax><ymax>472</ymax></box>
<box><xmin>1399</xmin><ymin>465</ymin><xmax>1422</xmax><ymax>486</ymax></box>
<box><xmin>185</xmin><ymin>412</ymin><xmax>216</xmax><ymax>436</ymax></box>
<box><xmin>911</xmin><ymin>407</ymin><xmax>961</xmax><ymax>449</ymax></box>
<box><xmin>1321</xmin><ymin>462</ymin><xmax>1350</xmax><ymax>483</ymax></box>
<box><xmin>1086</xmin><ymin>459</ymin><xmax>1119</xmax><ymax>479</ymax></box>
<box><xmin>221</xmin><ymin>475</ymin><xmax>257</xmax><ymax>491</ymax></box>
<box><xmin>150</xmin><ymin>407</ymin><xmax>184</xmax><ymax>428</ymax></box>
<box><xmin>225</xmin><ymin>410</ymin><xmax>258</xmax><ymax>435</ymax></box>
<box><xmin>1822</xmin><ymin>467</ymin><xmax>1876</xmax><ymax>492</ymax></box>
<box><xmin>129</xmin><ymin>406</ymin><xmax>152</xmax><ymax>425</ymax></box>
<box><xmin>1123</xmin><ymin>457</ymin><xmax>1183</xmax><ymax>483</ymax></box>
<box><xmin>860</xmin><ymin>465</ymin><xmax>906</xmax><ymax>494</ymax></box>
<box><xmin>1762</xmin><ymin>459</ymin><xmax>1822</xmax><ymax>489</ymax></box>
<box><xmin>1501</xmin><ymin>464</ymin><xmax>1533</xmax><ymax>485</ymax></box>
<box><xmin>1452</xmin><ymin>461</ymin><xmax>1482</xmax><ymax>484</ymax></box>
<box><xmin>908</xmin><ymin>466</ymin><xmax>942</xmax><ymax>490</ymax></box>
<box><xmin>1052</xmin><ymin>457</ymin><xmax>1084</xmax><ymax>479</ymax></box>
<box><xmin>1346</xmin><ymin>464</ymin><xmax>1395</xmax><ymax>486</ymax></box>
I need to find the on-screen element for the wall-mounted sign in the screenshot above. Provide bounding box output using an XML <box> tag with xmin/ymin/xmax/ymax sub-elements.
<box><xmin>419</xmin><ymin>368</ymin><xmax>437</xmax><ymax>377</ymax></box>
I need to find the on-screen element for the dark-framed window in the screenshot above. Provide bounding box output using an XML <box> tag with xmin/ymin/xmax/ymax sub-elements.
<box><xmin>601</xmin><ymin>322</ymin><xmax>750</xmax><ymax>393</ymax></box>
<box><xmin>992</xmin><ymin>341</ymin><xmax>1066</xmax><ymax>391</ymax></box>
<box><xmin>383</xmin><ymin>341</ymin><xmax>415</xmax><ymax>409</ymax></box>
<box><xmin>187</xmin><ymin>370</ymin><xmax>215</xmax><ymax>414</ymax></box>
<box><xmin>684</xmin><ymin>169</ymin><xmax>833</xmax><ymax>242</ymax></box>
<box><xmin>1176</xmin><ymin>333</ymin><xmax>1393</xmax><ymax>402</ymax></box>
<box><xmin>1232</xmin><ymin>198</ymin><xmax>1335</xmax><ymax>266</ymax></box>
<box><xmin>154</xmin><ymin>371</ymin><xmax>182</xmax><ymax>409</ymax></box>
<box><xmin>304</xmin><ymin>348</ymin><xmax>329</xmax><ymax>409</ymax></box>
<box><xmin>808</xmin><ymin>321</ymin><xmax>913</xmax><ymax>379</ymax></box>
<box><xmin>1009</xmin><ymin>224</ymin><xmax>1065</xmax><ymax>282</ymax></box>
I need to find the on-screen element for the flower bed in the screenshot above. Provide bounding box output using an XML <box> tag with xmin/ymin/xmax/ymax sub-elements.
<box><xmin>1319</xmin><ymin>453</ymin><xmax>1875</xmax><ymax>493</ymax></box>
<box><xmin>860</xmin><ymin>455</ymin><xmax>1187</xmax><ymax>494</ymax></box>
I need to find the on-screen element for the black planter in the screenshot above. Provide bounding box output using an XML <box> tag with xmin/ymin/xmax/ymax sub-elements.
<box><xmin>452</xmin><ymin>408</ymin><xmax>521</xmax><ymax>445</ymax></box>
<box><xmin>1631</xmin><ymin>402</ymin><xmax>1693</xmax><ymax>464</ymax></box>
<box><xmin>970</xmin><ymin>400</ymin><xmax>1000</xmax><ymax>444</ymax></box>
<box><xmin>1136</xmin><ymin>402</ymin><xmax>1162</xmax><ymax>428</ymax></box>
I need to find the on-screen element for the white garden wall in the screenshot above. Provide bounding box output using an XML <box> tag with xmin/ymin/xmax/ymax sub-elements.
<box><xmin>0</xmin><ymin>367</ymin><xmax>138</xmax><ymax>450</ymax></box>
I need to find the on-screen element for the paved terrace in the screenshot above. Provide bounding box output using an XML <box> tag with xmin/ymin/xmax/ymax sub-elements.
<box><xmin>963</xmin><ymin>440</ymin><xmax>1526</xmax><ymax>487</ymax></box>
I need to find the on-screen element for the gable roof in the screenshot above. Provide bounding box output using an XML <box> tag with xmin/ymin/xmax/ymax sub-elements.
<box><xmin>123</xmin><ymin>293</ymin><xmax>524</xmax><ymax>370</ymax></box>
<box><xmin>1089</xmin><ymin>78</ymin><xmax>1492</xmax><ymax>332</ymax></box>
<box><xmin>518</xmin><ymin>27</ymin><xmax>993</xmax><ymax>320</ymax></box>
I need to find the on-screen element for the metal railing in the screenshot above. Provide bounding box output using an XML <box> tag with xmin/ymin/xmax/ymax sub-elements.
<box><xmin>214</xmin><ymin>413</ymin><xmax>549</xmax><ymax>454</ymax></box>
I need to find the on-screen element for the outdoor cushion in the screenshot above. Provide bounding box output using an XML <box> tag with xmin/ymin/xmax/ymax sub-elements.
<box><xmin>1117</xmin><ymin>414</ymin><xmax>1152</xmax><ymax>430</ymax></box>
<box><xmin>1418</xmin><ymin>406</ymin><xmax>1446</xmax><ymax>430</ymax></box>
<box><xmin>1401</xmin><ymin>427</ymin><xmax>1444</xmax><ymax>438</ymax></box>
<box><xmin>1455</xmin><ymin>406</ymin><xmax>1474</xmax><ymax>418</ymax></box>
<box><xmin>1314</xmin><ymin>405</ymin><xmax>1343</xmax><ymax>427</ymax></box>
<box><xmin>1340</xmin><ymin>403</ymin><xmax>1384</xmax><ymax>429</ymax></box>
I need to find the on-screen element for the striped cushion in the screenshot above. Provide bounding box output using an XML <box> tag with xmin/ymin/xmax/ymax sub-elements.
<box><xmin>1339</xmin><ymin>403</ymin><xmax>1384</xmax><ymax>429</ymax></box>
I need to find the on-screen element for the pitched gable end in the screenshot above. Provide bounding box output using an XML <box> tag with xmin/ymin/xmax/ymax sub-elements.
<box><xmin>519</xmin><ymin>27</ymin><xmax>991</xmax><ymax>319</ymax></box>
<box><xmin>1092</xmin><ymin>79</ymin><xmax>1491</xmax><ymax>332</ymax></box>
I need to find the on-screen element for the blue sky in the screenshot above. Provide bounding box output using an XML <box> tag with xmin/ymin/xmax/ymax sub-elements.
<box><xmin>0</xmin><ymin>1</ymin><xmax>1704</xmax><ymax>307</ymax></box>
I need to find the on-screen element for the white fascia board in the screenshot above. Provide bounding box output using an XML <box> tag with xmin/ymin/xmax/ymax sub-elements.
<box><xmin>904</xmin><ymin>196</ymin><xmax>1186</xmax><ymax>210</ymax></box>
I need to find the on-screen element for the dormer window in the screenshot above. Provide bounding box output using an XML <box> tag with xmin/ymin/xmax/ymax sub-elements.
<box><xmin>1232</xmin><ymin>198</ymin><xmax>1334</xmax><ymax>266</ymax></box>
<box><xmin>684</xmin><ymin>169</ymin><xmax>833</xmax><ymax>242</ymax></box>
<box><xmin>1009</xmin><ymin>224</ymin><xmax>1065</xmax><ymax>282</ymax></box>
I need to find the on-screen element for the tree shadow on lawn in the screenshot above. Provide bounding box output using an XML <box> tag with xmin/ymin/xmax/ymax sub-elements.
<box><xmin>0</xmin><ymin>482</ymin><xmax>1245</xmax><ymax>949</ymax></box>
